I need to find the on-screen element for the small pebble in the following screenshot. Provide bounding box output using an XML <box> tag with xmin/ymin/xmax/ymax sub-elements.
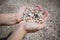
<box><xmin>22</xmin><ymin>6</ymin><xmax>43</xmax><ymax>24</ymax></box>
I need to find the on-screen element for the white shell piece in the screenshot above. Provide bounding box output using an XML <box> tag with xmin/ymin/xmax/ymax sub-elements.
<box><xmin>28</xmin><ymin>13</ymin><xmax>34</xmax><ymax>17</ymax></box>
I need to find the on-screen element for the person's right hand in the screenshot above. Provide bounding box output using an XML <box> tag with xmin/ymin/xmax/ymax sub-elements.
<box><xmin>16</xmin><ymin>21</ymin><xmax>45</xmax><ymax>32</ymax></box>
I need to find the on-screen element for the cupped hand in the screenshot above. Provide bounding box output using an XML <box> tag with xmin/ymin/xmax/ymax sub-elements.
<box><xmin>15</xmin><ymin>5</ymin><xmax>49</xmax><ymax>32</ymax></box>
<box><xmin>15</xmin><ymin>6</ymin><xmax>27</xmax><ymax>24</ymax></box>
<box><xmin>16</xmin><ymin>21</ymin><xmax>45</xmax><ymax>32</ymax></box>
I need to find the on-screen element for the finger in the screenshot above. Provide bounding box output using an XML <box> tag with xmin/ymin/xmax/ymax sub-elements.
<box><xmin>16</xmin><ymin>18</ymin><xmax>23</xmax><ymax>24</ymax></box>
<box><xmin>42</xmin><ymin>11</ymin><xmax>48</xmax><ymax>18</ymax></box>
<box><xmin>36</xmin><ymin>5</ymin><xmax>43</xmax><ymax>11</ymax></box>
<box><xmin>42</xmin><ymin>11</ymin><xmax>49</xmax><ymax>23</ymax></box>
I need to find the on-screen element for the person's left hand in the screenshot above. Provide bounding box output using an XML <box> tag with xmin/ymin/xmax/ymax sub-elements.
<box><xmin>15</xmin><ymin>6</ymin><xmax>27</xmax><ymax>24</ymax></box>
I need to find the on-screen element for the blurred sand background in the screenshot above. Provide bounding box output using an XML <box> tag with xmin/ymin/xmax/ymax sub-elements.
<box><xmin>0</xmin><ymin>0</ymin><xmax>60</xmax><ymax>40</ymax></box>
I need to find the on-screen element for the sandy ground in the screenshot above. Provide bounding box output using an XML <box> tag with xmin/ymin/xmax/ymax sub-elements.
<box><xmin>0</xmin><ymin>0</ymin><xmax>60</xmax><ymax>40</ymax></box>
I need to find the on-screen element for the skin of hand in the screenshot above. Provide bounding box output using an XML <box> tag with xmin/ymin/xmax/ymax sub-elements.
<box><xmin>16</xmin><ymin>5</ymin><xmax>49</xmax><ymax>25</ymax></box>
<box><xmin>0</xmin><ymin>6</ymin><xmax>27</xmax><ymax>25</ymax></box>
<box><xmin>8</xmin><ymin>5</ymin><xmax>49</xmax><ymax>40</ymax></box>
<box><xmin>0</xmin><ymin>5</ymin><xmax>49</xmax><ymax>25</ymax></box>
<box><xmin>15</xmin><ymin>6</ymin><xmax>27</xmax><ymax>23</ymax></box>
<box><xmin>7</xmin><ymin>21</ymin><xmax>45</xmax><ymax>40</ymax></box>
<box><xmin>17</xmin><ymin>5</ymin><xmax>49</xmax><ymax>32</ymax></box>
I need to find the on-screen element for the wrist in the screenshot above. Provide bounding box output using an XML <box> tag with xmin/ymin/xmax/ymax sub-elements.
<box><xmin>21</xmin><ymin>26</ymin><xmax>27</xmax><ymax>34</ymax></box>
<box><xmin>20</xmin><ymin>25</ymin><xmax>27</xmax><ymax>33</ymax></box>
<box><xmin>8</xmin><ymin>25</ymin><xmax>27</xmax><ymax>40</ymax></box>
<box><xmin>0</xmin><ymin>13</ymin><xmax>17</xmax><ymax>24</ymax></box>
<box><xmin>7</xmin><ymin>13</ymin><xmax>18</xmax><ymax>25</ymax></box>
